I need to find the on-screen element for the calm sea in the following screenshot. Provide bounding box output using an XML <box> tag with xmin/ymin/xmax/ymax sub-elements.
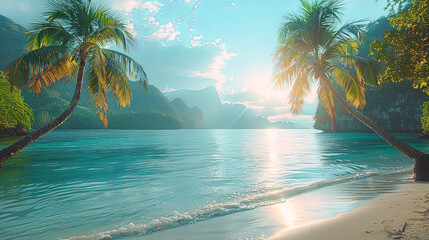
<box><xmin>0</xmin><ymin>129</ymin><xmax>427</xmax><ymax>240</ymax></box>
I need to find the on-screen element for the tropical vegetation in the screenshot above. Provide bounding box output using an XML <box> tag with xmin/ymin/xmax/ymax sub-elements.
<box><xmin>0</xmin><ymin>71</ymin><xmax>33</xmax><ymax>135</ymax></box>
<box><xmin>0</xmin><ymin>0</ymin><xmax>148</xmax><ymax>162</ymax></box>
<box><xmin>273</xmin><ymin>0</ymin><xmax>429</xmax><ymax>180</ymax></box>
<box><xmin>371</xmin><ymin>0</ymin><xmax>429</xmax><ymax>134</ymax></box>
<box><xmin>314</xmin><ymin>14</ymin><xmax>428</xmax><ymax>133</ymax></box>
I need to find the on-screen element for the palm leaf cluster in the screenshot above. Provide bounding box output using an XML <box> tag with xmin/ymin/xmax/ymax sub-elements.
<box><xmin>273</xmin><ymin>0</ymin><xmax>382</xmax><ymax>130</ymax></box>
<box><xmin>4</xmin><ymin>0</ymin><xmax>148</xmax><ymax>127</ymax></box>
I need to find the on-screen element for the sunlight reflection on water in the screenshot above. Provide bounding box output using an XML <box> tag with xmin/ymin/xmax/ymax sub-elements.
<box><xmin>0</xmin><ymin>129</ymin><xmax>427</xmax><ymax>240</ymax></box>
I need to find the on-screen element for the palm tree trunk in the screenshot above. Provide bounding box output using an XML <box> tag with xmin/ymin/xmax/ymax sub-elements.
<box><xmin>0</xmin><ymin>58</ymin><xmax>87</xmax><ymax>163</ymax></box>
<box><xmin>323</xmin><ymin>77</ymin><xmax>429</xmax><ymax>181</ymax></box>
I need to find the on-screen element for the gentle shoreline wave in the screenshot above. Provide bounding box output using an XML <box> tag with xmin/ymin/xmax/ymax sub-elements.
<box><xmin>60</xmin><ymin>170</ymin><xmax>408</xmax><ymax>240</ymax></box>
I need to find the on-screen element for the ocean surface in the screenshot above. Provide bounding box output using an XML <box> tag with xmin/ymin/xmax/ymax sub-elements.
<box><xmin>0</xmin><ymin>129</ymin><xmax>428</xmax><ymax>240</ymax></box>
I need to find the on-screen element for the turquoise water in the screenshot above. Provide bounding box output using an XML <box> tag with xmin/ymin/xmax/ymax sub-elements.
<box><xmin>0</xmin><ymin>129</ymin><xmax>427</xmax><ymax>240</ymax></box>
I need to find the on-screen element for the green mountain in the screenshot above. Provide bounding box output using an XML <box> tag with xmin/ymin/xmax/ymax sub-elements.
<box><xmin>0</xmin><ymin>14</ymin><xmax>204</xmax><ymax>130</ymax></box>
<box><xmin>23</xmin><ymin>82</ymin><xmax>205</xmax><ymax>129</ymax></box>
<box><xmin>314</xmin><ymin>16</ymin><xmax>429</xmax><ymax>133</ymax></box>
<box><xmin>165</xmin><ymin>86</ymin><xmax>305</xmax><ymax>129</ymax></box>
<box><xmin>0</xmin><ymin>15</ymin><xmax>27</xmax><ymax>70</ymax></box>
<box><xmin>165</xmin><ymin>86</ymin><xmax>223</xmax><ymax>128</ymax></box>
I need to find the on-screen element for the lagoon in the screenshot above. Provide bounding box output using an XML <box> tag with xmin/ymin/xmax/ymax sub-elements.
<box><xmin>0</xmin><ymin>129</ymin><xmax>427</xmax><ymax>240</ymax></box>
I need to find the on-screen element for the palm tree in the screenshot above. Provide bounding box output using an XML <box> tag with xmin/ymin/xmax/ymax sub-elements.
<box><xmin>273</xmin><ymin>0</ymin><xmax>429</xmax><ymax>180</ymax></box>
<box><xmin>0</xmin><ymin>0</ymin><xmax>148</xmax><ymax>162</ymax></box>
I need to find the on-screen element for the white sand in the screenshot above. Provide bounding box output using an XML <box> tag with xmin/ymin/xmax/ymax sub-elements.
<box><xmin>269</xmin><ymin>182</ymin><xmax>429</xmax><ymax>240</ymax></box>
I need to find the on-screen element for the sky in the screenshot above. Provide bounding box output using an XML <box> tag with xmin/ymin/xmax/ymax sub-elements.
<box><xmin>0</xmin><ymin>0</ymin><xmax>389</xmax><ymax>126</ymax></box>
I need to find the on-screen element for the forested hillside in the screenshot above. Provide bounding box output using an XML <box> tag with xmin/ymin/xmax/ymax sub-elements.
<box><xmin>314</xmin><ymin>15</ymin><xmax>429</xmax><ymax>132</ymax></box>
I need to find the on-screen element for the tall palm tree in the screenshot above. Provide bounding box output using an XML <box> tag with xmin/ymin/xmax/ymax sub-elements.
<box><xmin>0</xmin><ymin>0</ymin><xmax>148</xmax><ymax>162</ymax></box>
<box><xmin>273</xmin><ymin>0</ymin><xmax>429</xmax><ymax>180</ymax></box>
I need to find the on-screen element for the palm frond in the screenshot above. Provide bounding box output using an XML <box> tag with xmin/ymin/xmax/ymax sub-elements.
<box><xmin>288</xmin><ymin>69</ymin><xmax>312</xmax><ymax>114</ymax></box>
<box><xmin>334</xmin><ymin>21</ymin><xmax>366</xmax><ymax>43</ymax></box>
<box><xmin>29</xmin><ymin>54</ymin><xmax>78</xmax><ymax>93</ymax></box>
<box><xmin>26</xmin><ymin>20</ymin><xmax>78</xmax><ymax>49</ymax></box>
<box><xmin>318</xmin><ymin>81</ymin><xmax>337</xmax><ymax>130</ymax></box>
<box><xmin>102</xmin><ymin>49</ymin><xmax>148</xmax><ymax>90</ymax></box>
<box><xmin>4</xmin><ymin>45</ymin><xmax>71</xmax><ymax>90</ymax></box>
<box><xmin>332</xmin><ymin>63</ymin><xmax>366</xmax><ymax>109</ymax></box>
<box><xmin>86</xmin><ymin>47</ymin><xmax>137</xmax><ymax>124</ymax></box>
<box><xmin>87</xmin><ymin>67</ymin><xmax>109</xmax><ymax>127</ymax></box>
<box><xmin>103</xmin><ymin>54</ymin><xmax>132</xmax><ymax>108</ymax></box>
<box><xmin>92</xmin><ymin>88</ymin><xmax>109</xmax><ymax>127</ymax></box>
<box><xmin>88</xmin><ymin>45</ymin><xmax>107</xmax><ymax>85</ymax></box>
<box><xmin>90</xmin><ymin>6</ymin><xmax>135</xmax><ymax>49</ymax></box>
<box><xmin>88</xmin><ymin>26</ymin><xmax>134</xmax><ymax>49</ymax></box>
<box><xmin>272</xmin><ymin>45</ymin><xmax>315</xmax><ymax>89</ymax></box>
<box><xmin>336</xmin><ymin>54</ymin><xmax>383</xmax><ymax>86</ymax></box>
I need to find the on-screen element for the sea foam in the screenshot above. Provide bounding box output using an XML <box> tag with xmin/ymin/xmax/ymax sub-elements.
<box><xmin>60</xmin><ymin>171</ymin><xmax>378</xmax><ymax>240</ymax></box>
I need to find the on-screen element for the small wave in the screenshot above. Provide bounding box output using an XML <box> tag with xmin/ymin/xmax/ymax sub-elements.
<box><xmin>60</xmin><ymin>171</ymin><xmax>379</xmax><ymax>240</ymax></box>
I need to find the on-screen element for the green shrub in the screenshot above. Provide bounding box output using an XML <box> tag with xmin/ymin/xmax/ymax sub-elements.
<box><xmin>0</xmin><ymin>71</ymin><xmax>33</xmax><ymax>130</ymax></box>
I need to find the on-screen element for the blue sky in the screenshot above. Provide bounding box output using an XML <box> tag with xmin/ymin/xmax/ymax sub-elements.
<box><xmin>0</xmin><ymin>0</ymin><xmax>389</xmax><ymax>126</ymax></box>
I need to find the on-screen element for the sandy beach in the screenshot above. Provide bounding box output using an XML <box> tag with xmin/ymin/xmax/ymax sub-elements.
<box><xmin>269</xmin><ymin>182</ymin><xmax>429</xmax><ymax>240</ymax></box>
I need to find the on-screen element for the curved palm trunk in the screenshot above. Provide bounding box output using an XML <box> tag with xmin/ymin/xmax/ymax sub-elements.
<box><xmin>323</xmin><ymin>77</ymin><xmax>429</xmax><ymax>181</ymax></box>
<box><xmin>0</xmin><ymin>59</ymin><xmax>87</xmax><ymax>163</ymax></box>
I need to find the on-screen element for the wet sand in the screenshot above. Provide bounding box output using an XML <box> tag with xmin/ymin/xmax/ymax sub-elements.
<box><xmin>269</xmin><ymin>182</ymin><xmax>429</xmax><ymax>240</ymax></box>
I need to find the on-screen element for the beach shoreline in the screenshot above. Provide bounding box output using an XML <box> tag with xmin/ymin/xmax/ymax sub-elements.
<box><xmin>269</xmin><ymin>182</ymin><xmax>429</xmax><ymax>240</ymax></box>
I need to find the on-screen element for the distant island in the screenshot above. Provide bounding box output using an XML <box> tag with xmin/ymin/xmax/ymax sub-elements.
<box><xmin>165</xmin><ymin>86</ymin><xmax>305</xmax><ymax>129</ymax></box>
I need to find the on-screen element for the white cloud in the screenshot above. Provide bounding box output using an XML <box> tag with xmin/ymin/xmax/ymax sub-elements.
<box><xmin>193</xmin><ymin>43</ymin><xmax>237</xmax><ymax>91</ymax></box>
<box><xmin>151</xmin><ymin>22</ymin><xmax>181</xmax><ymax>42</ymax></box>
<box><xmin>141</xmin><ymin>1</ymin><xmax>164</xmax><ymax>13</ymax></box>
<box><xmin>228</xmin><ymin>2</ymin><xmax>237</xmax><ymax>7</ymax></box>
<box><xmin>190</xmin><ymin>40</ymin><xmax>202</xmax><ymax>47</ymax></box>
<box><xmin>147</xmin><ymin>16</ymin><xmax>160</xmax><ymax>26</ymax></box>
<box><xmin>127</xmin><ymin>23</ymin><xmax>138</xmax><ymax>37</ymax></box>
<box><xmin>124</xmin><ymin>0</ymin><xmax>164</xmax><ymax>13</ymax></box>
<box><xmin>192</xmin><ymin>0</ymin><xmax>201</xmax><ymax>13</ymax></box>
<box><xmin>122</xmin><ymin>39</ymin><xmax>222</xmax><ymax>90</ymax></box>
<box><xmin>190</xmin><ymin>35</ymin><xmax>204</xmax><ymax>47</ymax></box>
<box><xmin>106</xmin><ymin>0</ymin><xmax>237</xmax><ymax>92</ymax></box>
<box><xmin>125</xmin><ymin>0</ymin><xmax>142</xmax><ymax>12</ymax></box>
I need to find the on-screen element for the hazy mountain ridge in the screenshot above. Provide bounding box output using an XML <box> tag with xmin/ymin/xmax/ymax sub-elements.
<box><xmin>0</xmin><ymin>14</ymin><xmax>204</xmax><ymax>130</ymax></box>
<box><xmin>23</xmin><ymin>82</ymin><xmax>205</xmax><ymax>129</ymax></box>
<box><xmin>0</xmin><ymin>15</ymin><xmax>27</xmax><ymax>70</ymax></box>
<box><xmin>165</xmin><ymin>86</ymin><xmax>305</xmax><ymax>129</ymax></box>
